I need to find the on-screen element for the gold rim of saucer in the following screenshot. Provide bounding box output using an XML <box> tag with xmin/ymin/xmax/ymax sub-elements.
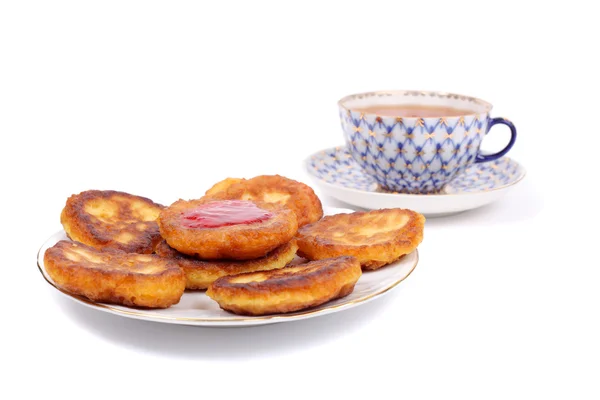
<box><xmin>337</xmin><ymin>90</ymin><xmax>493</xmax><ymax>119</ymax></box>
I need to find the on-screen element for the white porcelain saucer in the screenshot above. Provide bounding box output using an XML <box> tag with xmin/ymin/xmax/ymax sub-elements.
<box><xmin>304</xmin><ymin>146</ymin><xmax>526</xmax><ymax>217</ymax></box>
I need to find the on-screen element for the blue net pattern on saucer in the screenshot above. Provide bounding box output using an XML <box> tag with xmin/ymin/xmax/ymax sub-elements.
<box><xmin>307</xmin><ymin>147</ymin><xmax>524</xmax><ymax>195</ymax></box>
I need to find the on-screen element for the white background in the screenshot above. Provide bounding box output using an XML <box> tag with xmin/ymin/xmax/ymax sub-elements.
<box><xmin>1</xmin><ymin>1</ymin><xmax>598</xmax><ymax>399</ymax></box>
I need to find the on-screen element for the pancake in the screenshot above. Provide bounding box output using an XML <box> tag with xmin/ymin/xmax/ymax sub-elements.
<box><xmin>61</xmin><ymin>190</ymin><xmax>163</xmax><ymax>254</ymax></box>
<box><xmin>206</xmin><ymin>256</ymin><xmax>361</xmax><ymax>315</ymax></box>
<box><xmin>44</xmin><ymin>240</ymin><xmax>185</xmax><ymax>308</ymax></box>
<box><xmin>296</xmin><ymin>209</ymin><xmax>425</xmax><ymax>270</ymax></box>
<box><xmin>204</xmin><ymin>175</ymin><xmax>323</xmax><ymax>227</ymax></box>
<box><xmin>158</xmin><ymin>199</ymin><xmax>298</xmax><ymax>260</ymax></box>
<box><xmin>154</xmin><ymin>238</ymin><xmax>298</xmax><ymax>289</ymax></box>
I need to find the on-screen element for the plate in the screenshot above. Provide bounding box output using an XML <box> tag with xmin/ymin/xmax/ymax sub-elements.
<box><xmin>37</xmin><ymin>207</ymin><xmax>419</xmax><ymax>327</ymax></box>
<box><xmin>305</xmin><ymin>146</ymin><xmax>526</xmax><ymax>217</ymax></box>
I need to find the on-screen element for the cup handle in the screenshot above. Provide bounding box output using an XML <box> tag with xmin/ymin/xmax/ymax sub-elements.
<box><xmin>475</xmin><ymin>117</ymin><xmax>517</xmax><ymax>163</ymax></box>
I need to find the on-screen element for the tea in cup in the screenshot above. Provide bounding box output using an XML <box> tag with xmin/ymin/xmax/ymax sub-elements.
<box><xmin>338</xmin><ymin>90</ymin><xmax>517</xmax><ymax>194</ymax></box>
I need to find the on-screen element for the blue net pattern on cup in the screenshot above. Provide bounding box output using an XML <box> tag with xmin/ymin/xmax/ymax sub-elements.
<box><xmin>340</xmin><ymin>110</ymin><xmax>489</xmax><ymax>193</ymax></box>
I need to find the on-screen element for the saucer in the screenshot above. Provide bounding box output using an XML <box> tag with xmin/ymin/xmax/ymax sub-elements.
<box><xmin>304</xmin><ymin>146</ymin><xmax>526</xmax><ymax>217</ymax></box>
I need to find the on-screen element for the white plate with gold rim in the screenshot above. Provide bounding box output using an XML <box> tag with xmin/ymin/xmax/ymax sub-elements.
<box><xmin>305</xmin><ymin>147</ymin><xmax>526</xmax><ymax>217</ymax></box>
<box><xmin>37</xmin><ymin>207</ymin><xmax>419</xmax><ymax>327</ymax></box>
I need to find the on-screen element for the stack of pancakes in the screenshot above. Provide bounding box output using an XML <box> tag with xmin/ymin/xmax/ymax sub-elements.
<box><xmin>44</xmin><ymin>175</ymin><xmax>425</xmax><ymax>315</ymax></box>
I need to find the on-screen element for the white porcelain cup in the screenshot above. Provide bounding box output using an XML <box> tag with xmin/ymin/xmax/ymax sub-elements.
<box><xmin>338</xmin><ymin>90</ymin><xmax>517</xmax><ymax>194</ymax></box>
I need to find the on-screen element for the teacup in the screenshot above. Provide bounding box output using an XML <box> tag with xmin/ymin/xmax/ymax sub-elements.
<box><xmin>338</xmin><ymin>90</ymin><xmax>517</xmax><ymax>194</ymax></box>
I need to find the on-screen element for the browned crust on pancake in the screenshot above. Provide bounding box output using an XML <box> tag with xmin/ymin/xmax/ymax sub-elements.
<box><xmin>206</xmin><ymin>256</ymin><xmax>361</xmax><ymax>315</ymax></box>
<box><xmin>296</xmin><ymin>209</ymin><xmax>425</xmax><ymax>270</ymax></box>
<box><xmin>60</xmin><ymin>190</ymin><xmax>164</xmax><ymax>254</ymax></box>
<box><xmin>157</xmin><ymin>199</ymin><xmax>298</xmax><ymax>260</ymax></box>
<box><xmin>44</xmin><ymin>240</ymin><xmax>185</xmax><ymax>308</ymax></box>
<box><xmin>204</xmin><ymin>175</ymin><xmax>323</xmax><ymax>227</ymax></box>
<box><xmin>205</xmin><ymin>178</ymin><xmax>245</xmax><ymax>196</ymax></box>
<box><xmin>155</xmin><ymin>238</ymin><xmax>298</xmax><ymax>289</ymax></box>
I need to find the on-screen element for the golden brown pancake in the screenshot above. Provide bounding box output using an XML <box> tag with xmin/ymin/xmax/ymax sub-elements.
<box><xmin>296</xmin><ymin>209</ymin><xmax>425</xmax><ymax>270</ymax></box>
<box><xmin>158</xmin><ymin>199</ymin><xmax>298</xmax><ymax>260</ymax></box>
<box><xmin>44</xmin><ymin>240</ymin><xmax>185</xmax><ymax>308</ymax></box>
<box><xmin>61</xmin><ymin>190</ymin><xmax>164</xmax><ymax>254</ymax></box>
<box><xmin>204</xmin><ymin>175</ymin><xmax>323</xmax><ymax>227</ymax></box>
<box><xmin>206</xmin><ymin>256</ymin><xmax>362</xmax><ymax>316</ymax></box>
<box><xmin>154</xmin><ymin>238</ymin><xmax>298</xmax><ymax>290</ymax></box>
